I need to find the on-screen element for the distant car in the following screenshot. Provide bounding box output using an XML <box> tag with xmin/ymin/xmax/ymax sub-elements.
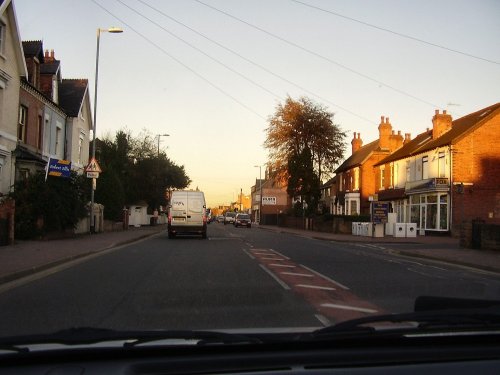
<box><xmin>216</xmin><ymin>215</ymin><xmax>224</xmax><ymax>223</ymax></box>
<box><xmin>223</xmin><ymin>212</ymin><xmax>236</xmax><ymax>225</ymax></box>
<box><xmin>234</xmin><ymin>213</ymin><xmax>251</xmax><ymax>228</ymax></box>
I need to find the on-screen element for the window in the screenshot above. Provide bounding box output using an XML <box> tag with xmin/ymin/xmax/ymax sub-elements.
<box><xmin>0</xmin><ymin>21</ymin><xmax>5</xmax><ymax>56</ymax></box>
<box><xmin>406</xmin><ymin>160</ymin><xmax>411</xmax><ymax>182</ymax></box>
<box><xmin>55</xmin><ymin>126</ymin><xmax>61</xmax><ymax>156</ymax></box>
<box><xmin>438</xmin><ymin>152</ymin><xmax>446</xmax><ymax>178</ymax></box>
<box><xmin>78</xmin><ymin>132</ymin><xmax>85</xmax><ymax>165</ymax></box>
<box><xmin>353</xmin><ymin>168</ymin><xmax>359</xmax><ymax>190</ymax></box>
<box><xmin>37</xmin><ymin>115</ymin><xmax>43</xmax><ymax>149</ymax></box>
<box><xmin>393</xmin><ymin>163</ymin><xmax>399</xmax><ymax>188</ymax></box>
<box><xmin>18</xmin><ymin>105</ymin><xmax>28</xmax><ymax>142</ymax></box>
<box><xmin>380</xmin><ymin>166</ymin><xmax>385</xmax><ymax>189</ymax></box>
<box><xmin>422</xmin><ymin>156</ymin><xmax>428</xmax><ymax>179</ymax></box>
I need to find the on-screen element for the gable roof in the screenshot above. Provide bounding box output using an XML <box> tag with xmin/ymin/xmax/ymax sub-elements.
<box><xmin>334</xmin><ymin>139</ymin><xmax>379</xmax><ymax>173</ymax></box>
<box><xmin>22</xmin><ymin>40</ymin><xmax>44</xmax><ymax>61</ymax></box>
<box><xmin>376</xmin><ymin>102</ymin><xmax>500</xmax><ymax>166</ymax></box>
<box><xmin>1</xmin><ymin>0</ymin><xmax>28</xmax><ymax>77</ymax></box>
<box><xmin>58</xmin><ymin>79</ymin><xmax>88</xmax><ymax>117</ymax></box>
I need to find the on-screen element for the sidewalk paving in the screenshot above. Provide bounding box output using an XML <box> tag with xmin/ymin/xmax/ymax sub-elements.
<box><xmin>0</xmin><ymin>225</ymin><xmax>166</xmax><ymax>285</ymax></box>
<box><xmin>0</xmin><ymin>223</ymin><xmax>499</xmax><ymax>287</ymax></box>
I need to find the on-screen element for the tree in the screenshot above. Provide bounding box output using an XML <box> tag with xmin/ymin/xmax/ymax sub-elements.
<box><xmin>265</xmin><ymin>96</ymin><xmax>346</xmax><ymax>183</ymax></box>
<box><xmin>11</xmin><ymin>171</ymin><xmax>88</xmax><ymax>239</ymax></box>
<box><xmin>95</xmin><ymin>129</ymin><xmax>191</xmax><ymax>217</ymax></box>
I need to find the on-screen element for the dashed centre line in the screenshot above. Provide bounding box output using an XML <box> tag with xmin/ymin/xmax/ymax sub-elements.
<box><xmin>296</xmin><ymin>284</ymin><xmax>336</xmax><ymax>291</ymax></box>
<box><xmin>321</xmin><ymin>303</ymin><xmax>378</xmax><ymax>314</ymax></box>
<box><xmin>269</xmin><ymin>264</ymin><xmax>296</xmax><ymax>268</ymax></box>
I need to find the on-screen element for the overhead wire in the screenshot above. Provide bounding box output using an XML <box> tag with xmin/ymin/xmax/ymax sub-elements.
<box><xmin>194</xmin><ymin>0</ymin><xmax>440</xmax><ymax>109</ymax></box>
<box><xmin>90</xmin><ymin>0</ymin><xmax>267</xmax><ymax>120</ymax></box>
<box><xmin>135</xmin><ymin>0</ymin><xmax>376</xmax><ymax>124</ymax></box>
<box><xmin>291</xmin><ymin>0</ymin><xmax>500</xmax><ymax>66</ymax></box>
<box><xmin>115</xmin><ymin>0</ymin><xmax>283</xmax><ymax>101</ymax></box>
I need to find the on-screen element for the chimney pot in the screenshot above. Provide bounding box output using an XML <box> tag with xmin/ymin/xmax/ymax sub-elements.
<box><xmin>50</xmin><ymin>49</ymin><xmax>54</xmax><ymax>58</ymax></box>
<box><xmin>397</xmin><ymin>130</ymin><xmax>401</xmax><ymax>135</ymax></box>
<box><xmin>435</xmin><ymin>109</ymin><xmax>439</xmax><ymax>115</ymax></box>
<box><xmin>381</xmin><ymin>116</ymin><xmax>385</xmax><ymax>123</ymax></box>
<box><xmin>443</xmin><ymin>110</ymin><xmax>447</xmax><ymax>115</ymax></box>
<box><xmin>44</xmin><ymin>50</ymin><xmax>49</xmax><ymax>58</ymax></box>
<box><xmin>386</xmin><ymin>117</ymin><xmax>390</xmax><ymax>123</ymax></box>
<box><xmin>358</xmin><ymin>133</ymin><xmax>361</xmax><ymax>139</ymax></box>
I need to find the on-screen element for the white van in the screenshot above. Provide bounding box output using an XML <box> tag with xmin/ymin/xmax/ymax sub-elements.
<box><xmin>167</xmin><ymin>190</ymin><xmax>207</xmax><ymax>239</ymax></box>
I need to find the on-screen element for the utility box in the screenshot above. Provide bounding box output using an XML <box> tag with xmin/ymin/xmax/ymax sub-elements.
<box><xmin>406</xmin><ymin>223</ymin><xmax>417</xmax><ymax>237</ymax></box>
<box><xmin>352</xmin><ymin>222</ymin><xmax>361</xmax><ymax>236</ymax></box>
<box><xmin>394</xmin><ymin>223</ymin><xmax>406</xmax><ymax>237</ymax></box>
<box><xmin>373</xmin><ymin>223</ymin><xmax>384</xmax><ymax>237</ymax></box>
<box><xmin>385</xmin><ymin>213</ymin><xmax>397</xmax><ymax>236</ymax></box>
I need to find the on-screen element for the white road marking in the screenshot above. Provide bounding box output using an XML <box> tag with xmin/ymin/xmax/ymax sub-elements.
<box><xmin>321</xmin><ymin>303</ymin><xmax>378</xmax><ymax>314</ymax></box>
<box><xmin>268</xmin><ymin>249</ymin><xmax>290</xmax><ymax>260</ymax></box>
<box><xmin>300</xmin><ymin>264</ymin><xmax>350</xmax><ymax>290</ymax></box>
<box><xmin>259</xmin><ymin>265</ymin><xmax>290</xmax><ymax>290</ymax></box>
<box><xmin>269</xmin><ymin>264</ymin><xmax>296</xmax><ymax>268</ymax></box>
<box><xmin>296</xmin><ymin>284</ymin><xmax>336</xmax><ymax>291</ymax></box>
<box><xmin>315</xmin><ymin>314</ymin><xmax>331</xmax><ymax>327</ymax></box>
<box><xmin>262</xmin><ymin>257</ymin><xmax>284</xmax><ymax>261</ymax></box>
<box><xmin>281</xmin><ymin>272</ymin><xmax>314</xmax><ymax>277</ymax></box>
<box><xmin>407</xmin><ymin>267</ymin><xmax>445</xmax><ymax>279</ymax></box>
<box><xmin>241</xmin><ymin>249</ymin><xmax>255</xmax><ymax>259</ymax></box>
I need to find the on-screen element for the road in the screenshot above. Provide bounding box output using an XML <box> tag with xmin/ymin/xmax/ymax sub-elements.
<box><xmin>0</xmin><ymin>223</ymin><xmax>499</xmax><ymax>336</ymax></box>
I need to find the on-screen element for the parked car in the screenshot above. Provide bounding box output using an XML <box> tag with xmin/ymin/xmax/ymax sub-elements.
<box><xmin>223</xmin><ymin>211</ymin><xmax>236</xmax><ymax>225</ymax></box>
<box><xmin>234</xmin><ymin>213</ymin><xmax>251</xmax><ymax>228</ymax></box>
<box><xmin>216</xmin><ymin>215</ymin><xmax>224</xmax><ymax>223</ymax></box>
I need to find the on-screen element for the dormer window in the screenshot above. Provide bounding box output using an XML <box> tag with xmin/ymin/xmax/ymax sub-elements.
<box><xmin>0</xmin><ymin>22</ymin><xmax>5</xmax><ymax>56</ymax></box>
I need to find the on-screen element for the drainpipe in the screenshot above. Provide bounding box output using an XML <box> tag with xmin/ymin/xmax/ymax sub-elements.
<box><xmin>449</xmin><ymin>145</ymin><xmax>453</xmax><ymax>234</ymax></box>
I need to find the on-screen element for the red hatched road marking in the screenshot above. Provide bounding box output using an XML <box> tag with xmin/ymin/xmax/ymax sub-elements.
<box><xmin>249</xmin><ymin>248</ymin><xmax>385</xmax><ymax>323</ymax></box>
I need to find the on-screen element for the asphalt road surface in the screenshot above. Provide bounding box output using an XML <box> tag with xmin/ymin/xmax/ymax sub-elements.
<box><xmin>0</xmin><ymin>223</ymin><xmax>499</xmax><ymax>336</ymax></box>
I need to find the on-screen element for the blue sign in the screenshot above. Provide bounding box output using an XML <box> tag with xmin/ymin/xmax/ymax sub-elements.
<box><xmin>47</xmin><ymin>158</ymin><xmax>71</xmax><ymax>178</ymax></box>
<box><xmin>372</xmin><ymin>202</ymin><xmax>389</xmax><ymax>224</ymax></box>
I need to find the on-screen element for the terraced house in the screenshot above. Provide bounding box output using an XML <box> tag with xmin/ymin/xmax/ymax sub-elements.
<box><xmin>374</xmin><ymin>103</ymin><xmax>500</xmax><ymax>236</ymax></box>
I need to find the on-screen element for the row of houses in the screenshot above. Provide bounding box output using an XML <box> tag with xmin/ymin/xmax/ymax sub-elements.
<box><xmin>249</xmin><ymin>103</ymin><xmax>500</xmax><ymax>238</ymax></box>
<box><xmin>0</xmin><ymin>0</ymin><xmax>92</xmax><ymax>241</ymax></box>
<box><xmin>1</xmin><ymin>1</ymin><xmax>92</xmax><ymax>184</ymax></box>
<box><xmin>322</xmin><ymin>104</ymin><xmax>500</xmax><ymax>237</ymax></box>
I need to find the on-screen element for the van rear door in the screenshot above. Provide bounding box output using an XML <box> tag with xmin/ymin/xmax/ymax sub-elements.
<box><xmin>170</xmin><ymin>191</ymin><xmax>188</xmax><ymax>224</ymax></box>
<box><xmin>187</xmin><ymin>193</ymin><xmax>204</xmax><ymax>227</ymax></box>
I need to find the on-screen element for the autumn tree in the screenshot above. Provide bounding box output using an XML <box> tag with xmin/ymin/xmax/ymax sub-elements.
<box><xmin>265</xmin><ymin>96</ymin><xmax>346</xmax><ymax>210</ymax></box>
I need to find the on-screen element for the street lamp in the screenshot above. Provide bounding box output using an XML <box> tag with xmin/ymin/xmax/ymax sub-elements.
<box><xmin>254</xmin><ymin>164</ymin><xmax>264</xmax><ymax>224</ymax></box>
<box><xmin>90</xmin><ymin>27</ymin><xmax>123</xmax><ymax>233</ymax></box>
<box><xmin>156</xmin><ymin>133</ymin><xmax>170</xmax><ymax>157</ymax></box>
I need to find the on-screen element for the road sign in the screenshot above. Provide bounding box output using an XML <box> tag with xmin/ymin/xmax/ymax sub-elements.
<box><xmin>87</xmin><ymin>171</ymin><xmax>100</xmax><ymax>179</ymax></box>
<box><xmin>85</xmin><ymin>157</ymin><xmax>102</xmax><ymax>173</ymax></box>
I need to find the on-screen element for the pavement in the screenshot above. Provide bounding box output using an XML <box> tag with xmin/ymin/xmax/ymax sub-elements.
<box><xmin>0</xmin><ymin>223</ymin><xmax>499</xmax><ymax>287</ymax></box>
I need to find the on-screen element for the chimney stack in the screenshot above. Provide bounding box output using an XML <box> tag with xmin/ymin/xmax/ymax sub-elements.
<box><xmin>351</xmin><ymin>132</ymin><xmax>363</xmax><ymax>154</ymax></box>
<box><xmin>432</xmin><ymin>109</ymin><xmax>453</xmax><ymax>139</ymax></box>
<box><xmin>404</xmin><ymin>133</ymin><xmax>412</xmax><ymax>145</ymax></box>
<box><xmin>378</xmin><ymin>115</ymin><xmax>392</xmax><ymax>150</ymax></box>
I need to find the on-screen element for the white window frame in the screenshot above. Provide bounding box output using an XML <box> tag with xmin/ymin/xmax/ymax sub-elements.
<box><xmin>18</xmin><ymin>105</ymin><xmax>27</xmax><ymax>142</ymax></box>
<box><xmin>422</xmin><ymin>156</ymin><xmax>429</xmax><ymax>179</ymax></box>
<box><xmin>380</xmin><ymin>166</ymin><xmax>385</xmax><ymax>189</ymax></box>
<box><xmin>0</xmin><ymin>21</ymin><xmax>5</xmax><ymax>57</ymax></box>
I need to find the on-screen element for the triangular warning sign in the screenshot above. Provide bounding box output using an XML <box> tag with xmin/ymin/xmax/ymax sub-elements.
<box><xmin>85</xmin><ymin>157</ymin><xmax>102</xmax><ymax>173</ymax></box>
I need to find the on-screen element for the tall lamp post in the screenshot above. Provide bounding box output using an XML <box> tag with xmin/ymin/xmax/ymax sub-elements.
<box><xmin>90</xmin><ymin>27</ymin><xmax>123</xmax><ymax>233</ymax></box>
<box><xmin>254</xmin><ymin>165</ymin><xmax>263</xmax><ymax>224</ymax></box>
<box><xmin>156</xmin><ymin>133</ymin><xmax>170</xmax><ymax>157</ymax></box>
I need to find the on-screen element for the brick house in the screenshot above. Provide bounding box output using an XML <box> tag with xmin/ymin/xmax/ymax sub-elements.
<box><xmin>16</xmin><ymin>42</ymin><xmax>92</xmax><ymax>179</ymax></box>
<box><xmin>374</xmin><ymin>103</ymin><xmax>500</xmax><ymax>236</ymax></box>
<box><xmin>16</xmin><ymin>41</ymin><xmax>67</xmax><ymax>180</ymax></box>
<box><xmin>333</xmin><ymin>116</ymin><xmax>404</xmax><ymax>215</ymax></box>
<box><xmin>251</xmin><ymin>168</ymin><xmax>291</xmax><ymax>224</ymax></box>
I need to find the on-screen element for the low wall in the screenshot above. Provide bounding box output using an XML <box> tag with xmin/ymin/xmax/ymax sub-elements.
<box><xmin>279</xmin><ymin>215</ymin><xmax>370</xmax><ymax>234</ymax></box>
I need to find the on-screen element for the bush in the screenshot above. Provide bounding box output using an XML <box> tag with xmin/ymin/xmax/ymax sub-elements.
<box><xmin>10</xmin><ymin>171</ymin><xmax>89</xmax><ymax>239</ymax></box>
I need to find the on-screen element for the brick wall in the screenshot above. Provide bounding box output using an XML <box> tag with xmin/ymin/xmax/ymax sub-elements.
<box><xmin>19</xmin><ymin>86</ymin><xmax>44</xmax><ymax>149</ymax></box>
<box><xmin>452</xmin><ymin>113</ymin><xmax>500</xmax><ymax>235</ymax></box>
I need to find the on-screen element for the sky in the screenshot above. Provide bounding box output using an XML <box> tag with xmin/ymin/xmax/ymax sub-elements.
<box><xmin>13</xmin><ymin>0</ymin><xmax>500</xmax><ymax>207</ymax></box>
